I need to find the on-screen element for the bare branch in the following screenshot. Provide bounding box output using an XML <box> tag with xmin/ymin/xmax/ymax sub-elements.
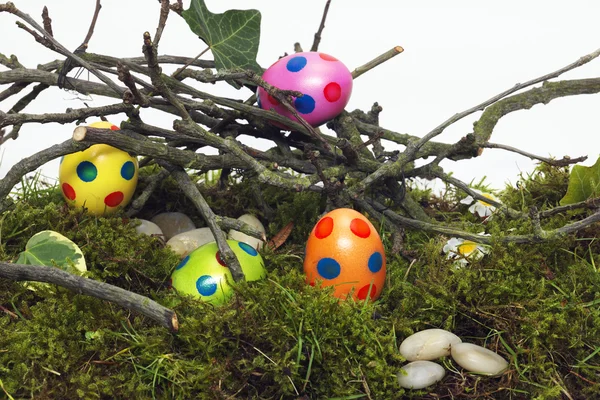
<box><xmin>310</xmin><ymin>0</ymin><xmax>331</xmax><ymax>52</ymax></box>
<box><xmin>41</xmin><ymin>6</ymin><xmax>53</xmax><ymax>37</ymax></box>
<box><xmin>0</xmin><ymin>262</ymin><xmax>178</xmax><ymax>331</ymax></box>
<box><xmin>79</xmin><ymin>0</ymin><xmax>102</xmax><ymax>51</ymax></box>
<box><xmin>483</xmin><ymin>142</ymin><xmax>587</xmax><ymax>167</ymax></box>
<box><xmin>351</xmin><ymin>46</ymin><xmax>404</xmax><ymax>79</ymax></box>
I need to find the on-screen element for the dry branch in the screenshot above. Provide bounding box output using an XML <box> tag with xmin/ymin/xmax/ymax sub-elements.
<box><xmin>0</xmin><ymin>262</ymin><xmax>179</xmax><ymax>331</ymax></box>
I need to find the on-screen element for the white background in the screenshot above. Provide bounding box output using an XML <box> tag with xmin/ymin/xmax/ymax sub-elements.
<box><xmin>0</xmin><ymin>1</ymin><xmax>599</xmax><ymax>191</ymax></box>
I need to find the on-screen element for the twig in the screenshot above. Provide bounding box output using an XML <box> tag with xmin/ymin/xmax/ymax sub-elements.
<box><xmin>8</xmin><ymin>83</ymin><xmax>49</xmax><ymax>114</ymax></box>
<box><xmin>0</xmin><ymin>139</ymin><xmax>88</xmax><ymax>213</ymax></box>
<box><xmin>0</xmin><ymin>304</ymin><xmax>18</xmax><ymax>319</ymax></box>
<box><xmin>473</xmin><ymin>78</ymin><xmax>600</xmax><ymax>143</ymax></box>
<box><xmin>0</xmin><ymin>103</ymin><xmax>133</xmax><ymax>128</ymax></box>
<box><xmin>310</xmin><ymin>0</ymin><xmax>331</xmax><ymax>52</ymax></box>
<box><xmin>539</xmin><ymin>196</ymin><xmax>600</xmax><ymax>218</ymax></box>
<box><xmin>349</xmin><ymin>48</ymin><xmax>600</xmax><ymax>197</ymax></box>
<box><xmin>0</xmin><ymin>262</ymin><xmax>178</xmax><ymax>331</ymax></box>
<box><xmin>0</xmin><ymin>124</ymin><xmax>20</xmax><ymax>145</ymax></box>
<box><xmin>117</xmin><ymin>62</ymin><xmax>150</xmax><ymax>106</ymax></box>
<box><xmin>434</xmin><ymin>169</ymin><xmax>526</xmax><ymax>220</ymax></box>
<box><xmin>172</xmin><ymin>47</ymin><xmax>211</xmax><ymax>79</ymax></box>
<box><xmin>2</xmin><ymin>3</ymin><xmax>123</xmax><ymax>95</ymax></box>
<box><xmin>142</xmin><ymin>31</ymin><xmax>190</xmax><ymax>120</ymax></box>
<box><xmin>0</xmin><ymin>53</ymin><xmax>23</xmax><ymax>69</ymax></box>
<box><xmin>41</xmin><ymin>6</ymin><xmax>53</xmax><ymax>37</ymax></box>
<box><xmin>126</xmin><ymin>168</ymin><xmax>170</xmax><ymax>217</ymax></box>
<box><xmin>153</xmin><ymin>0</ymin><xmax>170</xmax><ymax>46</ymax></box>
<box><xmin>79</xmin><ymin>0</ymin><xmax>102</xmax><ymax>51</ymax></box>
<box><xmin>482</xmin><ymin>142</ymin><xmax>587</xmax><ymax>167</ymax></box>
<box><xmin>351</xmin><ymin>46</ymin><xmax>404</xmax><ymax>79</ymax></box>
<box><xmin>416</xmin><ymin>48</ymin><xmax>600</xmax><ymax>151</ymax></box>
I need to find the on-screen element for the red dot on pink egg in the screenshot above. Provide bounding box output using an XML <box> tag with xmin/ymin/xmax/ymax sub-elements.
<box><xmin>319</xmin><ymin>53</ymin><xmax>339</xmax><ymax>62</ymax></box>
<box><xmin>314</xmin><ymin>216</ymin><xmax>334</xmax><ymax>239</ymax></box>
<box><xmin>323</xmin><ymin>82</ymin><xmax>342</xmax><ymax>102</ymax></box>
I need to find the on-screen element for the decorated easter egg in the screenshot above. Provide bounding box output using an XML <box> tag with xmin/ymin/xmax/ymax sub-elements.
<box><xmin>170</xmin><ymin>240</ymin><xmax>267</xmax><ymax>305</ymax></box>
<box><xmin>59</xmin><ymin>121</ymin><xmax>138</xmax><ymax>215</ymax></box>
<box><xmin>304</xmin><ymin>208</ymin><xmax>386</xmax><ymax>301</ymax></box>
<box><xmin>257</xmin><ymin>51</ymin><xmax>353</xmax><ymax>128</ymax></box>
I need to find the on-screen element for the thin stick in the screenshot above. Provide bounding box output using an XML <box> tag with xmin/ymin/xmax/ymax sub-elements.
<box><xmin>159</xmin><ymin>162</ymin><xmax>245</xmax><ymax>282</ymax></box>
<box><xmin>483</xmin><ymin>142</ymin><xmax>587</xmax><ymax>167</ymax></box>
<box><xmin>172</xmin><ymin>46</ymin><xmax>211</xmax><ymax>80</ymax></box>
<box><xmin>352</xmin><ymin>46</ymin><xmax>404</xmax><ymax>79</ymax></box>
<box><xmin>153</xmin><ymin>0</ymin><xmax>170</xmax><ymax>46</ymax></box>
<box><xmin>41</xmin><ymin>6</ymin><xmax>53</xmax><ymax>37</ymax></box>
<box><xmin>310</xmin><ymin>0</ymin><xmax>331</xmax><ymax>52</ymax></box>
<box><xmin>0</xmin><ymin>262</ymin><xmax>179</xmax><ymax>331</ymax></box>
<box><xmin>2</xmin><ymin>3</ymin><xmax>123</xmax><ymax>95</ymax></box>
<box><xmin>79</xmin><ymin>0</ymin><xmax>102</xmax><ymax>51</ymax></box>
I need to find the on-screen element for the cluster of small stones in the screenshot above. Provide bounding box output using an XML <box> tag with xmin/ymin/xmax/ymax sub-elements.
<box><xmin>397</xmin><ymin>329</ymin><xmax>509</xmax><ymax>390</ymax></box>
<box><xmin>135</xmin><ymin>212</ymin><xmax>265</xmax><ymax>258</ymax></box>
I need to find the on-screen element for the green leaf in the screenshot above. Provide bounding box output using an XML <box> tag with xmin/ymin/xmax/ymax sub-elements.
<box><xmin>16</xmin><ymin>230</ymin><xmax>86</xmax><ymax>274</ymax></box>
<box><xmin>560</xmin><ymin>156</ymin><xmax>600</xmax><ymax>205</ymax></box>
<box><xmin>182</xmin><ymin>0</ymin><xmax>262</xmax><ymax>77</ymax></box>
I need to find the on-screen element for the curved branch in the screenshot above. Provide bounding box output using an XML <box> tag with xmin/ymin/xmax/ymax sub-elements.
<box><xmin>474</xmin><ymin>78</ymin><xmax>600</xmax><ymax>143</ymax></box>
<box><xmin>0</xmin><ymin>262</ymin><xmax>178</xmax><ymax>331</ymax></box>
<box><xmin>0</xmin><ymin>139</ymin><xmax>89</xmax><ymax>212</ymax></box>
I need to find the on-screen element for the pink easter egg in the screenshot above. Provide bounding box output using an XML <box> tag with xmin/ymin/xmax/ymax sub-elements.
<box><xmin>257</xmin><ymin>52</ymin><xmax>353</xmax><ymax>128</ymax></box>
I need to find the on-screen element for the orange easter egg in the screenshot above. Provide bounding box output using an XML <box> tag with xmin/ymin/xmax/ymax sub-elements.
<box><xmin>303</xmin><ymin>208</ymin><xmax>386</xmax><ymax>301</ymax></box>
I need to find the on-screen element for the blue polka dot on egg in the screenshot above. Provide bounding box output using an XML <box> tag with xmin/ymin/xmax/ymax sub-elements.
<box><xmin>368</xmin><ymin>252</ymin><xmax>383</xmax><ymax>273</ymax></box>
<box><xmin>77</xmin><ymin>161</ymin><xmax>98</xmax><ymax>182</ymax></box>
<box><xmin>121</xmin><ymin>161</ymin><xmax>135</xmax><ymax>180</ymax></box>
<box><xmin>238</xmin><ymin>242</ymin><xmax>258</xmax><ymax>256</ymax></box>
<box><xmin>176</xmin><ymin>255</ymin><xmax>190</xmax><ymax>270</ymax></box>
<box><xmin>286</xmin><ymin>56</ymin><xmax>307</xmax><ymax>72</ymax></box>
<box><xmin>294</xmin><ymin>94</ymin><xmax>316</xmax><ymax>114</ymax></box>
<box><xmin>317</xmin><ymin>257</ymin><xmax>341</xmax><ymax>279</ymax></box>
<box><xmin>196</xmin><ymin>275</ymin><xmax>218</xmax><ymax>296</ymax></box>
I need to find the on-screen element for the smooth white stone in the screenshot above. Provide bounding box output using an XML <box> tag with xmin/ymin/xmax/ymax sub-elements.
<box><xmin>167</xmin><ymin>228</ymin><xmax>215</xmax><ymax>258</ymax></box>
<box><xmin>397</xmin><ymin>361</ymin><xmax>445</xmax><ymax>389</ymax></box>
<box><xmin>135</xmin><ymin>219</ymin><xmax>164</xmax><ymax>237</ymax></box>
<box><xmin>151</xmin><ymin>212</ymin><xmax>196</xmax><ymax>240</ymax></box>
<box><xmin>450</xmin><ymin>342</ymin><xmax>509</xmax><ymax>375</ymax></box>
<box><xmin>228</xmin><ymin>214</ymin><xmax>265</xmax><ymax>250</ymax></box>
<box><xmin>399</xmin><ymin>329</ymin><xmax>462</xmax><ymax>361</ymax></box>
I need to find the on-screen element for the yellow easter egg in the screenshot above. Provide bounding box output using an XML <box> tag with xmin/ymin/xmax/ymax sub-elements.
<box><xmin>59</xmin><ymin>121</ymin><xmax>138</xmax><ymax>215</ymax></box>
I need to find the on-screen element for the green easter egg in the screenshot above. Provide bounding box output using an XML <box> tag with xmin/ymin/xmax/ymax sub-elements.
<box><xmin>170</xmin><ymin>240</ymin><xmax>266</xmax><ymax>305</ymax></box>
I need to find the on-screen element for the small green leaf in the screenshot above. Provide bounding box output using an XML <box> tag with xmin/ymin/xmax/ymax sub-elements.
<box><xmin>182</xmin><ymin>0</ymin><xmax>262</xmax><ymax>78</ymax></box>
<box><xmin>16</xmin><ymin>230</ymin><xmax>86</xmax><ymax>274</ymax></box>
<box><xmin>560</xmin><ymin>157</ymin><xmax>600</xmax><ymax>205</ymax></box>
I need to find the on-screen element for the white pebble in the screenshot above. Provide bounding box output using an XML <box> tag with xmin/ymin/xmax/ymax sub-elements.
<box><xmin>151</xmin><ymin>212</ymin><xmax>196</xmax><ymax>240</ymax></box>
<box><xmin>167</xmin><ymin>228</ymin><xmax>215</xmax><ymax>258</ymax></box>
<box><xmin>450</xmin><ymin>342</ymin><xmax>509</xmax><ymax>375</ymax></box>
<box><xmin>134</xmin><ymin>219</ymin><xmax>164</xmax><ymax>238</ymax></box>
<box><xmin>397</xmin><ymin>361</ymin><xmax>445</xmax><ymax>389</ymax></box>
<box><xmin>228</xmin><ymin>214</ymin><xmax>265</xmax><ymax>250</ymax></box>
<box><xmin>400</xmin><ymin>329</ymin><xmax>462</xmax><ymax>361</ymax></box>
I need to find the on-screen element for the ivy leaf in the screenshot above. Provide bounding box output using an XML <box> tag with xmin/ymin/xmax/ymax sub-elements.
<box><xmin>182</xmin><ymin>0</ymin><xmax>262</xmax><ymax>83</ymax></box>
<box><xmin>560</xmin><ymin>157</ymin><xmax>600</xmax><ymax>205</ymax></box>
<box><xmin>16</xmin><ymin>230</ymin><xmax>86</xmax><ymax>274</ymax></box>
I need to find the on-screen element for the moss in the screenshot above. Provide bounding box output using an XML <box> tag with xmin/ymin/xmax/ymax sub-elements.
<box><xmin>2</xmin><ymin>168</ymin><xmax>600</xmax><ymax>399</ymax></box>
